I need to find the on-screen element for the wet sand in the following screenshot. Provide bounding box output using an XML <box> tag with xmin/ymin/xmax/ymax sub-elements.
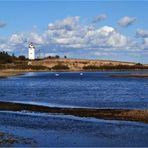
<box><xmin>111</xmin><ymin>74</ymin><xmax>148</xmax><ymax>78</ymax></box>
<box><xmin>0</xmin><ymin>72</ymin><xmax>22</xmax><ymax>78</ymax></box>
<box><xmin>0</xmin><ymin>131</ymin><xmax>35</xmax><ymax>146</ymax></box>
<box><xmin>0</xmin><ymin>101</ymin><xmax>148</xmax><ymax>124</ymax></box>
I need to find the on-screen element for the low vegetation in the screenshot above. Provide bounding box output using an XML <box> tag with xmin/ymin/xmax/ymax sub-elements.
<box><xmin>0</xmin><ymin>52</ymin><xmax>48</xmax><ymax>70</ymax></box>
<box><xmin>51</xmin><ymin>64</ymin><xmax>69</xmax><ymax>70</ymax></box>
<box><xmin>0</xmin><ymin>52</ymin><xmax>14</xmax><ymax>64</ymax></box>
<box><xmin>1</xmin><ymin>51</ymin><xmax>148</xmax><ymax>71</ymax></box>
<box><xmin>0</xmin><ymin>64</ymin><xmax>48</xmax><ymax>70</ymax></box>
<box><xmin>83</xmin><ymin>64</ymin><xmax>148</xmax><ymax>70</ymax></box>
<box><xmin>0</xmin><ymin>51</ymin><xmax>27</xmax><ymax>64</ymax></box>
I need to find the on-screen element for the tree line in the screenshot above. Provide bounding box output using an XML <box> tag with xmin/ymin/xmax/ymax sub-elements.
<box><xmin>0</xmin><ymin>51</ymin><xmax>27</xmax><ymax>64</ymax></box>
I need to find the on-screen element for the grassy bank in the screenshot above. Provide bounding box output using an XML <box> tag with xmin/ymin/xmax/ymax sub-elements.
<box><xmin>1</xmin><ymin>52</ymin><xmax>148</xmax><ymax>72</ymax></box>
<box><xmin>1</xmin><ymin>51</ymin><xmax>148</xmax><ymax>75</ymax></box>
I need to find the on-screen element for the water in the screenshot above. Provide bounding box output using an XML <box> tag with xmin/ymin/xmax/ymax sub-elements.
<box><xmin>0</xmin><ymin>71</ymin><xmax>148</xmax><ymax>109</ymax></box>
<box><xmin>0</xmin><ymin>111</ymin><xmax>148</xmax><ymax>147</ymax></box>
<box><xmin>0</xmin><ymin>71</ymin><xmax>148</xmax><ymax>146</ymax></box>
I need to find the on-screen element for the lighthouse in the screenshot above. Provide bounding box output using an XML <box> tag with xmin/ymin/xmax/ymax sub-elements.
<box><xmin>28</xmin><ymin>43</ymin><xmax>35</xmax><ymax>60</ymax></box>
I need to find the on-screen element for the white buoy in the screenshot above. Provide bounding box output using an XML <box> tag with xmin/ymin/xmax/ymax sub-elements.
<box><xmin>55</xmin><ymin>73</ymin><xmax>59</xmax><ymax>77</ymax></box>
<box><xmin>80</xmin><ymin>73</ymin><xmax>83</xmax><ymax>76</ymax></box>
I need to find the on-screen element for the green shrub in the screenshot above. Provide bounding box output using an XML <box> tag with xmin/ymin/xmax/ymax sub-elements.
<box><xmin>83</xmin><ymin>64</ymin><xmax>148</xmax><ymax>70</ymax></box>
<box><xmin>83</xmin><ymin>65</ymin><xmax>100</xmax><ymax>70</ymax></box>
<box><xmin>0</xmin><ymin>51</ymin><xmax>13</xmax><ymax>64</ymax></box>
<box><xmin>0</xmin><ymin>64</ymin><xmax>48</xmax><ymax>70</ymax></box>
<box><xmin>52</xmin><ymin>64</ymin><xmax>69</xmax><ymax>70</ymax></box>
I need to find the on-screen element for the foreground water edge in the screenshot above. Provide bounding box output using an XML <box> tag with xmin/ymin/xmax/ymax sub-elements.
<box><xmin>0</xmin><ymin>101</ymin><xmax>148</xmax><ymax>124</ymax></box>
<box><xmin>0</xmin><ymin>71</ymin><xmax>148</xmax><ymax>146</ymax></box>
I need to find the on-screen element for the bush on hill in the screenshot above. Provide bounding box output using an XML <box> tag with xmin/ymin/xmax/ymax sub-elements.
<box><xmin>83</xmin><ymin>64</ymin><xmax>148</xmax><ymax>70</ymax></box>
<box><xmin>51</xmin><ymin>64</ymin><xmax>69</xmax><ymax>70</ymax></box>
<box><xmin>0</xmin><ymin>64</ymin><xmax>48</xmax><ymax>70</ymax></box>
<box><xmin>0</xmin><ymin>51</ymin><xmax>27</xmax><ymax>64</ymax></box>
<box><xmin>0</xmin><ymin>51</ymin><xmax>13</xmax><ymax>64</ymax></box>
<box><xmin>83</xmin><ymin>65</ymin><xmax>100</xmax><ymax>70</ymax></box>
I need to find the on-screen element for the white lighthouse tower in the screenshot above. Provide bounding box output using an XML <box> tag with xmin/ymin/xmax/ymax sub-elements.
<box><xmin>28</xmin><ymin>42</ymin><xmax>35</xmax><ymax>60</ymax></box>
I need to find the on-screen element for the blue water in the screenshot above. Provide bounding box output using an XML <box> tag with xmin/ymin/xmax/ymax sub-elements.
<box><xmin>0</xmin><ymin>71</ymin><xmax>148</xmax><ymax>109</ymax></box>
<box><xmin>0</xmin><ymin>111</ymin><xmax>148</xmax><ymax>147</ymax></box>
<box><xmin>1</xmin><ymin>71</ymin><xmax>148</xmax><ymax>146</ymax></box>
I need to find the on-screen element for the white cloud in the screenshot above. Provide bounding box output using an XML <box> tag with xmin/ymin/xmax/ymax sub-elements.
<box><xmin>135</xmin><ymin>29</ymin><xmax>148</xmax><ymax>48</ymax></box>
<box><xmin>136</xmin><ymin>29</ymin><xmax>148</xmax><ymax>38</ymax></box>
<box><xmin>45</xmin><ymin>20</ymin><xmax>129</xmax><ymax>50</ymax></box>
<box><xmin>118</xmin><ymin>16</ymin><xmax>136</xmax><ymax>27</ymax></box>
<box><xmin>0</xmin><ymin>21</ymin><xmax>6</xmax><ymax>28</ymax></box>
<box><xmin>48</xmin><ymin>16</ymin><xmax>80</xmax><ymax>30</ymax></box>
<box><xmin>144</xmin><ymin>38</ymin><xmax>148</xmax><ymax>46</ymax></box>
<box><xmin>0</xmin><ymin>16</ymin><xmax>144</xmax><ymax>58</ymax></box>
<box><xmin>93</xmin><ymin>14</ymin><xmax>107</xmax><ymax>23</ymax></box>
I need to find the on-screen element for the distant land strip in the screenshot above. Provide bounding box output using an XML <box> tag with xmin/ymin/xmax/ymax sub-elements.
<box><xmin>1</xmin><ymin>51</ymin><xmax>148</xmax><ymax>72</ymax></box>
<box><xmin>111</xmin><ymin>74</ymin><xmax>148</xmax><ymax>78</ymax></box>
<box><xmin>0</xmin><ymin>101</ymin><xmax>148</xmax><ymax>124</ymax></box>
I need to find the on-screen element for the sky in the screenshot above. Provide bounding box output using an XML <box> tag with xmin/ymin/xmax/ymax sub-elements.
<box><xmin>0</xmin><ymin>0</ymin><xmax>148</xmax><ymax>63</ymax></box>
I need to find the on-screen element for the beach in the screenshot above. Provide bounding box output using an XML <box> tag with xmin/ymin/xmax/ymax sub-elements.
<box><xmin>0</xmin><ymin>71</ymin><xmax>21</xmax><ymax>78</ymax></box>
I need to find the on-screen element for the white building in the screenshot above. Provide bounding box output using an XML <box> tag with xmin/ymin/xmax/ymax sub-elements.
<box><xmin>28</xmin><ymin>43</ymin><xmax>35</xmax><ymax>60</ymax></box>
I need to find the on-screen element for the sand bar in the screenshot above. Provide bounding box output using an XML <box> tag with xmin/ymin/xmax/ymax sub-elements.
<box><xmin>0</xmin><ymin>101</ymin><xmax>148</xmax><ymax>124</ymax></box>
<box><xmin>111</xmin><ymin>74</ymin><xmax>148</xmax><ymax>78</ymax></box>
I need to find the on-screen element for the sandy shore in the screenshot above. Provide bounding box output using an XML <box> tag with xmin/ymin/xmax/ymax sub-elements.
<box><xmin>0</xmin><ymin>69</ymin><xmax>48</xmax><ymax>78</ymax></box>
<box><xmin>111</xmin><ymin>74</ymin><xmax>148</xmax><ymax>78</ymax></box>
<box><xmin>0</xmin><ymin>101</ymin><xmax>148</xmax><ymax>124</ymax></box>
<box><xmin>0</xmin><ymin>71</ymin><xmax>23</xmax><ymax>78</ymax></box>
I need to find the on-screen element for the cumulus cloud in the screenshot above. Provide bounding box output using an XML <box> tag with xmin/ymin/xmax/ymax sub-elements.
<box><xmin>0</xmin><ymin>21</ymin><xmax>6</xmax><ymax>28</ymax></box>
<box><xmin>0</xmin><ymin>16</ymin><xmax>139</xmax><ymax>57</ymax></box>
<box><xmin>135</xmin><ymin>29</ymin><xmax>148</xmax><ymax>48</ymax></box>
<box><xmin>93</xmin><ymin>14</ymin><xmax>107</xmax><ymax>23</ymax></box>
<box><xmin>136</xmin><ymin>29</ymin><xmax>148</xmax><ymax>38</ymax></box>
<box><xmin>48</xmin><ymin>16</ymin><xmax>80</xmax><ymax>30</ymax></box>
<box><xmin>118</xmin><ymin>16</ymin><xmax>136</xmax><ymax>27</ymax></box>
<box><xmin>45</xmin><ymin>17</ymin><xmax>129</xmax><ymax>50</ymax></box>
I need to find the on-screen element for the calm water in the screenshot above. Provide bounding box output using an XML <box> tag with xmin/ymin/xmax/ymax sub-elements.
<box><xmin>1</xmin><ymin>71</ymin><xmax>148</xmax><ymax>109</ymax></box>
<box><xmin>0</xmin><ymin>111</ymin><xmax>148</xmax><ymax>147</ymax></box>
<box><xmin>0</xmin><ymin>71</ymin><xmax>148</xmax><ymax>146</ymax></box>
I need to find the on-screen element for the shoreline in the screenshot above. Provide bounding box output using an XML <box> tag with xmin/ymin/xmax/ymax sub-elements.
<box><xmin>111</xmin><ymin>74</ymin><xmax>148</xmax><ymax>78</ymax></box>
<box><xmin>0</xmin><ymin>71</ymin><xmax>23</xmax><ymax>78</ymax></box>
<box><xmin>1</xmin><ymin>69</ymin><xmax>148</xmax><ymax>78</ymax></box>
<box><xmin>0</xmin><ymin>101</ymin><xmax>148</xmax><ymax>124</ymax></box>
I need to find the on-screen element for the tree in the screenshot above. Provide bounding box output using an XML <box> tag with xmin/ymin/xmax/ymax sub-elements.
<box><xmin>18</xmin><ymin>55</ymin><xmax>26</xmax><ymax>60</ymax></box>
<box><xmin>55</xmin><ymin>55</ymin><xmax>60</xmax><ymax>59</ymax></box>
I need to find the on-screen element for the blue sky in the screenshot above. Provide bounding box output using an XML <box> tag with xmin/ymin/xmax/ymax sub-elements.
<box><xmin>0</xmin><ymin>1</ymin><xmax>148</xmax><ymax>63</ymax></box>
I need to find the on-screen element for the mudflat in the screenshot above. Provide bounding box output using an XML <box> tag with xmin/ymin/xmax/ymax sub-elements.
<box><xmin>0</xmin><ymin>71</ymin><xmax>21</xmax><ymax>78</ymax></box>
<box><xmin>111</xmin><ymin>74</ymin><xmax>148</xmax><ymax>78</ymax></box>
<box><xmin>0</xmin><ymin>101</ymin><xmax>148</xmax><ymax>124</ymax></box>
<box><xmin>0</xmin><ymin>131</ymin><xmax>35</xmax><ymax>146</ymax></box>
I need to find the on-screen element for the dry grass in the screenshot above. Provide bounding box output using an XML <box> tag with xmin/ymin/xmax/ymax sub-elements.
<box><xmin>32</xmin><ymin>58</ymin><xmax>136</xmax><ymax>71</ymax></box>
<box><xmin>0</xmin><ymin>71</ymin><xmax>21</xmax><ymax>78</ymax></box>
